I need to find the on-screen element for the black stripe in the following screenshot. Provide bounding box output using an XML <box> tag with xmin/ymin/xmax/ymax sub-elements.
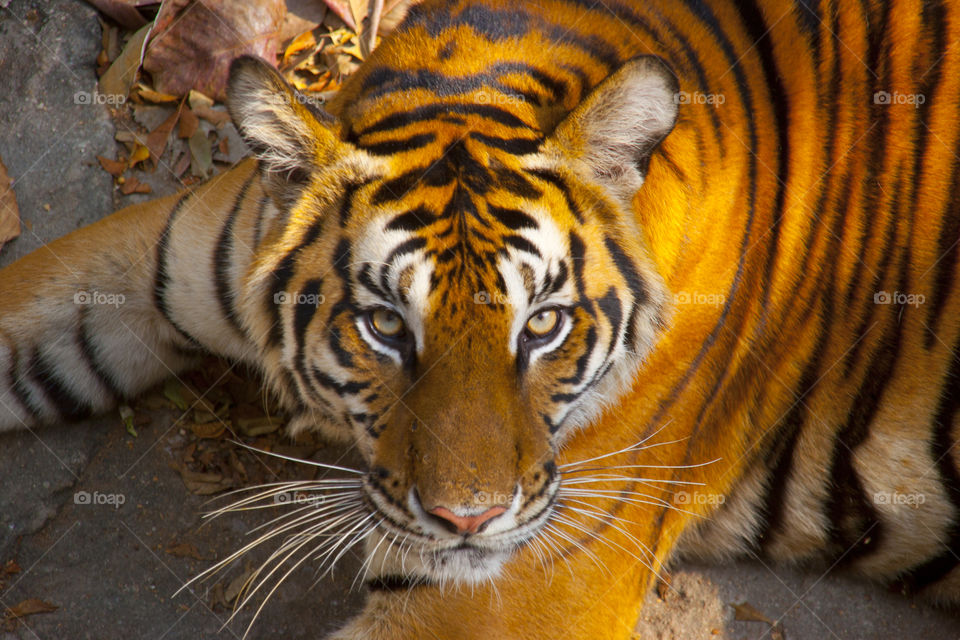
<box><xmin>504</xmin><ymin>235</ymin><xmax>541</xmax><ymax>258</ymax></box>
<box><xmin>559</xmin><ymin>326</ymin><xmax>597</xmax><ymax>386</ymax></box>
<box><xmin>488</xmin><ymin>204</ymin><xmax>538</xmax><ymax>230</ymax></box>
<box><xmin>527</xmin><ymin>169</ymin><xmax>583</xmax><ymax>223</ymax></box>
<box><xmin>311</xmin><ymin>368</ymin><xmax>370</xmax><ymax>396</ymax></box>
<box><xmin>352</xmin><ymin>103</ymin><xmax>535</xmax><ymax>141</ymax></box>
<box><xmin>28</xmin><ymin>348</ymin><xmax>91</xmax><ymax>422</ymax></box>
<box><xmin>603</xmin><ymin>237</ymin><xmax>648</xmax><ymax>306</ymax></box>
<box><xmin>267</xmin><ymin>219</ymin><xmax>325</xmax><ymax>347</ymax></box>
<box><xmin>469</xmin><ymin>132</ymin><xmax>542</xmax><ymax>155</ymax></box>
<box><xmin>252</xmin><ymin>195</ymin><xmax>270</xmax><ymax>248</ymax></box>
<box><xmin>215</xmin><ymin>174</ymin><xmax>255</xmax><ymax>336</ymax></box>
<box><xmin>7</xmin><ymin>344</ymin><xmax>42</xmax><ymax>420</ymax></box>
<box><xmin>736</xmin><ymin>0</ymin><xmax>791</xmax><ymax>320</ymax></box>
<box><xmin>895</xmin><ymin>331</ymin><xmax>960</xmax><ymax>591</ymax></box>
<box><xmin>385</xmin><ymin>206</ymin><xmax>434</xmax><ymax>233</ymax></box>
<box><xmin>77</xmin><ymin>308</ymin><xmax>123</xmax><ymax>399</ymax></box>
<box><xmin>154</xmin><ymin>191</ymin><xmax>204</xmax><ymax>347</ymax></box>
<box><xmin>358</xmin><ymin>132</ymin><xmax>437</xmax><ymax>156</ymax></box>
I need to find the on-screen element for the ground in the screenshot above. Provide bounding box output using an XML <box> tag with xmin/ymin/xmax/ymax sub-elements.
<box><xmin>0</xmin><ymin>1</ymin><xmax>958</xmax><ymax>639</ymax></box>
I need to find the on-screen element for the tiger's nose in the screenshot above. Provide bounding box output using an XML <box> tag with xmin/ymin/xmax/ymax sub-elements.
<box><xmin>428</xmin><ymin>505</ymin><xmax>506</xmax><ymax>535</ymax></box>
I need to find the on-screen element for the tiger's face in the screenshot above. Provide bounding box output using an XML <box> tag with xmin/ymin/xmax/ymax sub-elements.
<box><xmin>228</xmin><ymin>55</ymin><xmax>678</xmax><ymax>583</ymax></box>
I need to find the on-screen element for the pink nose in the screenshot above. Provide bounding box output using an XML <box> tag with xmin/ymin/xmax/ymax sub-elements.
<box><xmin>428</xmin><ymin>506</ymin><xmax>506</xmax><ymax>534</ymax></box>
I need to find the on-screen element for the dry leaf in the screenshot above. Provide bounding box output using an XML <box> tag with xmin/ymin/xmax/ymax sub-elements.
<box><xmin>223</xmin><ymin>567</ymin><xmax>254</xmax><ymax>603</ymax></box>
<box><xmin>119</xmin><ymin>176</ymin><xmax>151</xmax><ymax>195</ymax></box>
<box><xmin>99</xmin><ymin>23</ymin><xmax>150</xmax><ymax>100</ymax></box>
<box><xmin>731</xmin><ymin>601</ymin><xmax>773</xmax><ymax>624</ymax></box>
<box><xmin>5</xmin><ymin>599</ymin><xmax>57</xmax><ymax>619</ymax></box>
<box><xmin>188</xmin><ymin>421</ymin><xmax>226</xmax><ymax>439</ymax></box>
<box><xmin>129</xmin><ymin>143</ymin><xmax>151</xmax><ymax>168</ymax></box>
<box><xmin>165</xmin><ymin>542</ymin><xmax>204</xmax><ymax>560</ymax></box>
<box><xmin>97</xmin><ymin>155</ymin><xmax>126</xmax><ymax>177</ymax></box>
<box><xmin>146</xmin><ymin>105</ymin><xmax>181</xmax><ymax>166</ymax></box>
<box><xmin>178</xmin><ymin>108</ymin><xmax>199</xmax><ymax>139</ymax></box>
<box><xmin>136</xmin><ymin>85</ymin><xmax>179</xmax><ymax>103</ymax></box>
<box><xmin>189</xmin><ymin>129</ymin><xmax>213</xmax><ymax>178</ymax></box>
<box><xmin>143</xmin><ymin>0</ymin><xmax>286</xmax><ymax>101</ymax></box>
<box><xmin>85</xmin><ymin>0</ymin><xmax>150</xmax><ymax>29</ymax></box>
<box><xmin>0</xmin><ymin>158</ymin><xmax>21</xmax><ymax>254</ymax></box>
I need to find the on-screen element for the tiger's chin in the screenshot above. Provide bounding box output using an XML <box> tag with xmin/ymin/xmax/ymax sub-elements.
<box><xmin>363</xmin><ymin>530</ymin><xmax>518</xmax><ymax>586</ymax></box>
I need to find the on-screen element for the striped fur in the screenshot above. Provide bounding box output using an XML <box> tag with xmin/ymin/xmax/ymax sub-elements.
<box><xmin>2</xmin><ymin>0</ymin><xmax>960</xmax><ymax>637</ymax></box>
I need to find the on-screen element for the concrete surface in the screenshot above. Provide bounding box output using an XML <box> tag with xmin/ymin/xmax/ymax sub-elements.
<box><xmin>0</xmin><ymin>1</ymin><xmax>958</xmax><ymax>639</ymax></box>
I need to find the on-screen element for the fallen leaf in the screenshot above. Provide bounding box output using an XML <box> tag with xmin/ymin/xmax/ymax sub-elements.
<box><xmin>732</xmin><ymin>601</ymin><xmax>773</xmax><ymax>624</ymax></box>
<box><xmin>136</xmin><ymin>85</ymin><xmax>180</xmax><ymax>104</ymax></box>
<box><xmin>143</xmin><ymin>0</ymin><xmax>286</xmax><ymax>101</ymax></box>
<box><xmin>85</xmin><ymin>0</ymin><xmax>150</xmax><ymax>30</ymax></box>
<box><xmin>189</xmin><ymin>129</ymin><xmax>213</xmax><ymax>178</ymax></box>
<box><xmin>119</xmin><ymin>404</ymin><xmax>138</xmax><ymax>437</ymax></box>
<box><xmin>0</xmin><ymin>158</ymin><xmax>21</xmax><ymax>254</ymax></box>
<box><xmin>283</xmin><ymin>29</ymin><xmax>318</xmax><ymax>65</ymax></box>
<box><xmin>188</xmin><ymin>421</ymin><xmax>226</xmax><ymax>439</ymax></box>
<box><xmin>97</xmin><ymin>155</ymin><xmax>126</xmax><ymax>177</ymax></box>
<box><xmin>223</xmin><ymin>566</ymin><xmax>254</xmax><ymax>603</ymax></box>
<box><xmin>5</xmin><ymin>598</ymin><xmax>57</xmax><ymax>619</ymax></box>
<box><xmin>98</xmin><ymin>23</ymin><xmax>151</xmax><ymax>100</ymax></box>
<box><xmin>163</xmin><ymin>378</ymin><xmax>190</xmax><ymax>410</ymax></box>
<box><xmin>146</xmin><ymin>104</ymin><xmax>181</xmax><ymax>166</ymax></box>
<box><xmin>165</xmin><ymin>542</ymin><xmax>204</xmax><ymax>560</ymax></box>
<box><xmin>119</xmin><ymin>176</ymin><xmax>151</xmax><ymax>195</ymax></box>
<box><xmin>178</xmin><ymin>108</ymin><xmax>199</xmax><ymax>139</ymax></box>
<box><xmin>129</xmin><ymin>143</ymin><xmax>151</xmax><ymax>168</ymax></box>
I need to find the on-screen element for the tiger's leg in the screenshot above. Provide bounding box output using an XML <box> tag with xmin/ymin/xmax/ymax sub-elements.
<box><xmin>0</xmin><ymin>159</ymin><xmax>268</xmax><ymax>431</ymax></box>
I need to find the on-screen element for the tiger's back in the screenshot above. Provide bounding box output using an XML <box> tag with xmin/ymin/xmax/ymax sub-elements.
<box><xmin>1</xmin><ymin>0</ymin><xmax>959</xmax><ymax>637</ymax></box>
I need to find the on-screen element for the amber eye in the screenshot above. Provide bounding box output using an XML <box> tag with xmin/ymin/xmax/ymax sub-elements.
<box><xmin>369</xmin><ymin>308</ymin><xmax>405</xmax><ymax>339</ymax></box>
<box><xmin>525</xmin><ymin>308</ymin><xmax>561</xmax><ymax>339</ymax></box>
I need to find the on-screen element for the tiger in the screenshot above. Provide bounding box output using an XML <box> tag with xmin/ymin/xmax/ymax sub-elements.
<box><xmin>2</xmin><ymin>0</ymin><xmax>960</xmax><ymax>637</ymax></box>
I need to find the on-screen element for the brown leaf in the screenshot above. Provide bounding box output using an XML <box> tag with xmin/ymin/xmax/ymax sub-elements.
<box><xmin>146</xmin><ymin>104</ymin><xmax>181</xmax><ymax>166</ymax></box>
<box><xmin>189</xmin><ymin>129</ymin><xmax>213</xmax><ymax>178</ymax></box>
<box><xmin>2</xmin><ymin>561</ymin><xmax>21</xmax><ymax>577</ymax></box>
<box><xmin>97</xmin><ymin>154</ymin><xmax>127</xmax><ymax>177</ymax></box>
<box><xmin>119</xmin><ymin>176</ymin><xmax>151</xmax><ymax>195</ymax></box>
<box><xmin>731</xmin><ymin>601</ymin><xmax>773</xmax><ymax>624</ymax></box>
<box><xmin>0</xmin><ymin>158</ymin><xmax>21</xmax><ymax>254</ymax></box>
<box><xmin>178</xmin><ymin>108</ymin><xmax>199</xmax><ymax>139</ymax></box>
<box><xmin>5</xmin><ymin>599</ymin><xmax>57</xmax><ymax>619</ymax></box>
<box><xmin>136</xmin><ymin>85</ymin><xmax>179</xmax><ymax>104</ymax></box>
<box><xmin>99</xmin><ymin>23</ymin><xmax>150</xmax><ymax>100</ymax></box>
<box><xmin>84</xmin><ymin>0</ymin><xmax>150</xmax><ymax>30</ymax></box>
<box><xmin>165</xmin><ymin>542</ymin><xmax>205</xmax><ymax>560</ymax></box>
<box><xmin>188</xmin><ymin>421</ymin><xmax>226</xmax><ymax>439</ymax></box>
<box><xmin>142</xmin><ymin>0</ymin><xmax>286</xmax><ymax>101</ymax></box>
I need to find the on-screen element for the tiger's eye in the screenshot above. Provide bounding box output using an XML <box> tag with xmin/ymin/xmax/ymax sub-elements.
<box><xmin>370</xmin><ymin>308</ymin><xmax>405</xmax><ymax>338</ymax></box>
<box><xmin>525</xmin><ymin>309</ymin><xmax>561</xmax><ymax>338</ymax></box>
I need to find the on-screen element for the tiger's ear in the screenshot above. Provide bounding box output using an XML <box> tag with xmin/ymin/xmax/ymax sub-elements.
<box><xmin>549</xmin><ymin>56</ymin><xmax>678</xmax><ymax>206</ymax></box>
<box><xmin>227</xmin><ymin>56</ymin><xmax>341</xmax><ymax>207</ymax></box>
